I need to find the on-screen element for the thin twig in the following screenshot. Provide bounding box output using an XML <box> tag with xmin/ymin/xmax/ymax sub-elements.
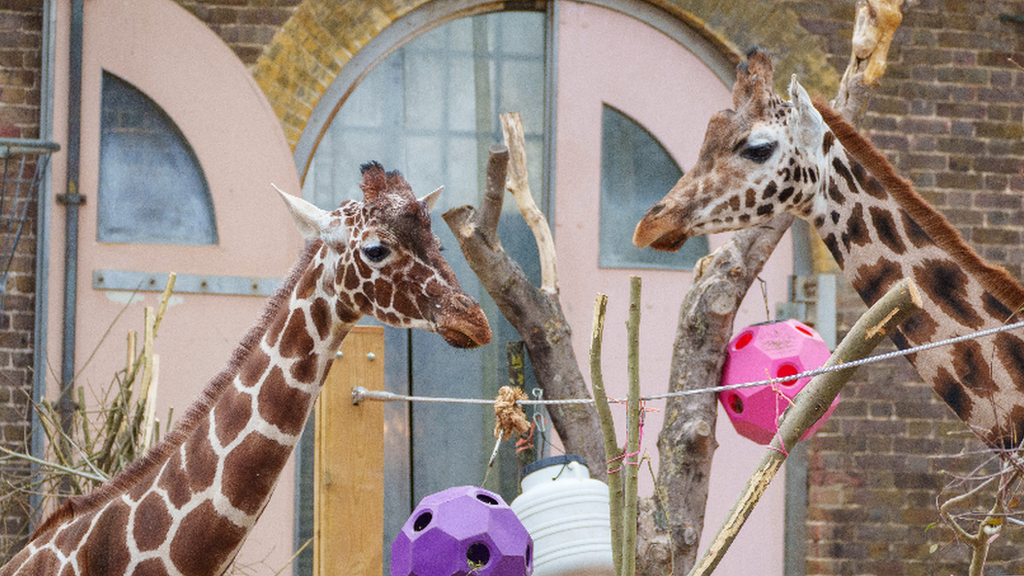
<box><xmin>589</xmin><ymin>293</ymin><xmax>623</xmax><ymax>574</ymax></box>
<box><xmin>0</xmin><ymin>446</ymin><xmax>106</xmax><ymax>484</ymax></box>
<box><xmin>939</xmin><ymin>469</ymin><xmax>1020</xmax><ymax>576</ymax></box>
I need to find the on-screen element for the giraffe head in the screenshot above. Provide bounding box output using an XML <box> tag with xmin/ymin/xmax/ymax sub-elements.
<box><xmin>633</xmin><ymin>48</ymin><xmax>828</xmax><ymax>251</ymax></box>
<box><xmin>278</xmin><ymin>162</ymin><xmax>492</xmax><ymax>348</ymax></box>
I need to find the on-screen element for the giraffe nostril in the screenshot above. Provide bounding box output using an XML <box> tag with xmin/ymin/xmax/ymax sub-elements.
<box><xmin>453</xmin><ymin>294</ymin><xmax>473</xmax><ymax>311</ymax></box>
<box><xmin>647</xmin><ymin>202</ymin><xmax>665</xmax><ymax>217</ymax></box>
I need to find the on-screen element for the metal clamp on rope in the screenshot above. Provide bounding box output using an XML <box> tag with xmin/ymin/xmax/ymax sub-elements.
<box><xmin>351</xmin><ymin>386</ymin><xmax>369</xmax><ymax>405</ymax></box>
<box><xmin>351</xmin><ymin>386</ymin><xmax>402</xmax><ymax>405</ymax></box>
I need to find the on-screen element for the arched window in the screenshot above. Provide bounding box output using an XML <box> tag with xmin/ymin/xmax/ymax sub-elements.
<box><xmin>98</xmin><ymin>71</ymin><xmax>217</xmax><ymax>245</ymax></box>
<box><xmin>599</xmin><ymin>104</ymin><xmax>708</xmax><ymax>269</ymax></box>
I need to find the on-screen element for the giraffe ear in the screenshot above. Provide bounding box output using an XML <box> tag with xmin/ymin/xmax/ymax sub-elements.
<box><xmin>419</xmin><ymin>186</ymin><xmax>443</xmax><ymax>212</ymax></box>
<box><xmin>788</xmin><ymin>75</ymin><xmax>825</xmax><ymax>148</ymax></box>
<box><xmin>273</xmin><ymin>184</ymin><xmax>329</xmax><ymax>241</ymax></box>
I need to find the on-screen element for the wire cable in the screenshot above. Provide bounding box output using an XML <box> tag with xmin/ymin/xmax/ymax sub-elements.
<box><xmin>350</xmin><ymin>318</ymin><xmax>1024</xmax><ymax>406</ymax></box>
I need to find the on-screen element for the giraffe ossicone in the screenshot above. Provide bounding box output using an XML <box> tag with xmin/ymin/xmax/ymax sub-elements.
<box><xmin>634</xmin><ymin>48</ymin><xmax>1024</xmax><ymax>456</ymax></box>
<box><xmin>1</xmin><ymin>161</ymin><xmax>491</xmax><ymax>576</ymax></box>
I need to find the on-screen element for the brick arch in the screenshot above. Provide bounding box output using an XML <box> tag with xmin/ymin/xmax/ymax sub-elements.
<box><xmin>252</xmin><ymin>0</ymin><xmax>837</xmax><ymax>167</ymax></box>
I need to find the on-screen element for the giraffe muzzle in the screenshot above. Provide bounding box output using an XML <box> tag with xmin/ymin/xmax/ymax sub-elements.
<box><xmin>633</xmin><ymin>205</ymin><xmax>692</xmax><ymax>252</ymax></box>
<box><xmin>437</xmin><ymin>293</ymin><xmax>492</xmax><ymax>348</ymax></box>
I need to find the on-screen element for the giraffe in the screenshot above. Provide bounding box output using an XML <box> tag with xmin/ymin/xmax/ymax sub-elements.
<box><xmin>1</xmin><ymin>162</ymin><xmax>492</xmax><ymax>576</ymax></box>
<box><xmin>633</xmin><ymin>48</ymin><xmax>1024</xmax><ymax>456</ymax></box>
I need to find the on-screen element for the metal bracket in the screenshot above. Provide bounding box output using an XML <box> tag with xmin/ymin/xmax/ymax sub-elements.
<box><xmin>93</xmin><ymin>269</ymin><xmax>282</xmax><ymax>297</ymax></box>
<box><xmin>56</xmin><ymin>193</ymin><xmax>86</xmax><ymax>206</ymax></box>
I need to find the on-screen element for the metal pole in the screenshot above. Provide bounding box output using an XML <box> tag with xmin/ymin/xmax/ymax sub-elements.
<box><xmin>59</xmin><ymin>0</ymin><xmax>85</xmax><ymax>454</ymax></box>
<box><xmin>31</xmin><ymin>0</ymin><xmax>60</xmax><ymax>525</ymax></box>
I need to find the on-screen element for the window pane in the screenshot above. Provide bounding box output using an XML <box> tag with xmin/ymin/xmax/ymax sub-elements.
<box><xmin>599</xmin><ymin>105</ymin><xmax>707</xmax><ymax>269</ymax></box>
<box><xmin>98</xmin><ymin>72</ymin><xmax>216</xmax><ymax>245</ymax></box>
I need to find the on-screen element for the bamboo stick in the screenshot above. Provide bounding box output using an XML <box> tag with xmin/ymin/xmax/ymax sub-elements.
<box><xmin>141</xmin><ymin>354</ymin><xmax>160</xmax><ymax>451</ymax></box>
<box><xmin>153</xmin><ymin>272</ymin><xmax>176</xmax><ymax>337</ymax></box>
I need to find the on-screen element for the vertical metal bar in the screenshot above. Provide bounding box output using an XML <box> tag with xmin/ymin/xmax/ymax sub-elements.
<box><xmin>784</xmin><ymin>217</ymin><xmax>815</xmax><ymax>576</ymax></box>
<box><xmin>59</xmin><ymin>0</ymin><xmax>84</xmax><ymax>453</ymax></box>
<box><xmin>32</xmin><ymin>0</ymin><xmax>60</xmax><ymax>523</ymax></box>
<box><xmin>472</xmin><ymin>15</ymin><xmax>492</xmax><ymax>197</ymax></box>
<box><xmin>790</xmin><ymin>219</ymin><xmax>812</xmax><ymax>277</ymax></box>
<box><xmin>783</xmin><ymin>443</ymin><xmax>808</xmax><ymax>576</ymax></box>
<box><xmin>292</xmin><ymin>418</ymin><xmax>315</xmax><ymax>576</ymax></box>
<box><xmin>542</xmin><ymin>0</ymin><xmax>558</xmax><ymax>220</ymax></box>
<box><xmin>816</xmin><ymin>273</ymin><xmax>837</xmax><ymax>350</ymax></box>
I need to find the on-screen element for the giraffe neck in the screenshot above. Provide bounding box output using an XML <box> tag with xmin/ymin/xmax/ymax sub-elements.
<box><xmin>9</xmin><ymin>241</ymin><xmax>357</xmax><ymax>576</ymax></box>
<box><xmin>808</xmin><ymin>110</ymin><xmax>1024</xmax><ymax>451</ymax></box>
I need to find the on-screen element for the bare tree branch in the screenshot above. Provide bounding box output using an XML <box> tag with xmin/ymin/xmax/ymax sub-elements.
<box><xmin>635</xmin><ymin>214</ymin><xmax>796</xmax><ymax>575</ymax></box>
<box><xmin>500</xmin><ymin>113</ymin><xmax>558</xmax><ymax>296</ymax></box>
<box><xmin>636</xmin><ymin>3</ymin><xmax>907</xmax><ymax>571</ymax></box>
<box><xmin>833</xmin><ymin>0</ymin><xmax>906</xmax><ymax>122</ymax></box>
<box><xmin>442</xmin><ymin>143</ymin><xmax>607</xmax><ymax>480</ymax></box>
<box><xmin>589</xmin><ymin>293</ymin><xmax>625</xmax><ymax>573</ymax></box>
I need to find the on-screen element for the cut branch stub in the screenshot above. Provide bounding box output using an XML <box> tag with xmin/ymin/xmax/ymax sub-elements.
<box><xmin>481</xmin><ymin>144</ymin><xmax>509</xmax><ymax>243</ymax></box>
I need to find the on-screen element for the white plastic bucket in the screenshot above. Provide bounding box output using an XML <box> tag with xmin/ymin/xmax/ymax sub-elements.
<box><xmin>510</xmin><ymin>455</ymin><xmax>615</xmax><ymax>576</ymax></box>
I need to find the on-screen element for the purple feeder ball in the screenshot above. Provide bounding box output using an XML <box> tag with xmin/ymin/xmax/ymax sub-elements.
<box><xmin>391</xmin><ymin>486</ymin><xmax>534</xmax><ymax>576</ymax></box>
<box><xmin>720</xmin><ymin>319</ymin><xmax>837</xmax><ymax>445</ymax></box>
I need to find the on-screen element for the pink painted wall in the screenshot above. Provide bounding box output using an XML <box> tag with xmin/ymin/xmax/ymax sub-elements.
<box><xmin>553</xmin><ymin>4</ymin><xmax>792</xmax><ymax>574</ymax></box>
<box><xmin>48</xmin><ymin>0</ymin><xmax>303</xmax><ymax>571</ymax></box>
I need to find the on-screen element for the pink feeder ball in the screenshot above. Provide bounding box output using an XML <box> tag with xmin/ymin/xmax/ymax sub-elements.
<box><xmin>720</xmin><ymin>319</ymin><xmax>837</xmax><ymax>445</ymax></box>
<box><xmin>390</xmin><ymin>486</ymin><xmax>534</xmax><ymax>576</ymax></box>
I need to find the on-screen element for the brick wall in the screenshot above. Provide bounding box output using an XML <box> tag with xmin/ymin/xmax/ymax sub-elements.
<box><xmin>796</xmin><ymin>1</ymin><xmax>1024</xmax><ymax>574</ymax></box>
<box><xmin>0</xmin><ymin>0</ymin><xmax>45</xmax><ymax>561</ymax></box>
<box><xmin>174</xmin><ymin>0</ymin><xmax>301</xmax><ymax>67</ymax></box>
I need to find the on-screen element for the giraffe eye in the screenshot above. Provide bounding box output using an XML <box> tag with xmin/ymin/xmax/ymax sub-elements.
<box><xmin>740</xmin><ymin>141</ymin><xmax>777</xmax><ymax>164</ymax></box>
<box><xmin>362</xmin><ymin>243</ymin><xmax>390</xmax><ymax>263</ymax></box>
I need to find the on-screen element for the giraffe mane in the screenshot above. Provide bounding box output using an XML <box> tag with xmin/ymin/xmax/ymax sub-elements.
<box><xmin>812</xmin><ymin>96</ymin><xmax>1024</xmax><ymax>314</ymax></box>
<box><xmin>30</xmin><ymin>240</ymin><xmax>324</xmax><ymax>540</ymax></box>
